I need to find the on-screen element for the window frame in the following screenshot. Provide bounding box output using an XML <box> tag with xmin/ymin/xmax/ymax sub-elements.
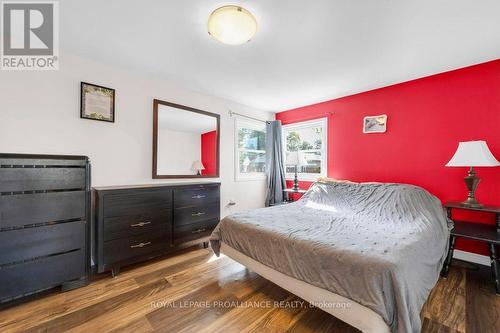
<box><xmin>234</xmin><ymin>118</ymin><xmax>267</xmax><ymax>181</ymax></box>
<box><xmin>282</xmin><ymin>117</ymin><xmax>328</xmax><ymax>181</ymax></box>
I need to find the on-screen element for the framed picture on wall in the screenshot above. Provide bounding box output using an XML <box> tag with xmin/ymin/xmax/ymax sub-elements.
<box><xmin>363</xmin><ymin>114</ymin><xmax>387</xmax><ymax>133</ymax></box>
<box><xmin>80</xmin><ymin>82</ymin><xmax>115</xmax><ymax>122</ymax></box>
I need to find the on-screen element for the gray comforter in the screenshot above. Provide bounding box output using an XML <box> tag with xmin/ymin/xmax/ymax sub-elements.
<box><xmin>210</xmin><ymin>181</ymin><xmax>451</xmax><ymax>333</ymax></box>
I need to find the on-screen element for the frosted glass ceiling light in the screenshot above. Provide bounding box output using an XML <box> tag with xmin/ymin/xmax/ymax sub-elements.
<box><xmin>208</xmin><ymin>5</ymin><xmax>257</xmax><ymax>45</ymax></box>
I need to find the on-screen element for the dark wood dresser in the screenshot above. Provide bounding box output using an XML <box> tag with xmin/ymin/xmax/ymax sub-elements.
<box><xmin>0</xmin><ymin>154</ymin><xmax>90</xmax><ymax>303</ymax></box>
<box><xmin>93</xmin><ymin>182</ymin><xmax>220</xmax><ymax>276</ymax></box>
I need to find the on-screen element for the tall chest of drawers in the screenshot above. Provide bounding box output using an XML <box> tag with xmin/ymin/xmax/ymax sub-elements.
<box><xmin>94</xmin><ymin>182</ymin><xmax>220</xmax><ymax>276</ymax></box>
<box><xmin>0</xmin><ymin>153</ymin><xmax>90</xmax><ymax>303</ymax></box>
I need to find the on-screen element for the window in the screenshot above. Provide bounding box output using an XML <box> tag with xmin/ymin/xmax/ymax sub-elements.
<box><xmin>283</xmin><ymin>118</ymin><xmax>327</xmax><ymax>181</ymax></box>
<box><xmin>235</xmin><ymin>119</ymin><xmax>266</xmax><ymax>180</ymax></box>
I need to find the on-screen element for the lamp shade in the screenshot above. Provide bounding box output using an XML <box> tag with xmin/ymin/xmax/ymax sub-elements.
<box><xmin>191</xmin><ymin>160</ymin><xmax>205</xmax><ymax>171</ymax></box>
<box><xmin>446</xmin><ymin>141</ymin><xmax>500</xmax><ymax>167</ymax></box>
<box><xmin>286</xmin><ymin>151</ymin><xmax>299</xmax><ymax>165</ymax></box>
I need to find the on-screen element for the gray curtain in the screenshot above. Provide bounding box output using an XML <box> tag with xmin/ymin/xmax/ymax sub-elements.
<box><xmin>265</xmin><ymin>120</ymin><xmax>287</xmax><ymax>206</ymax></box>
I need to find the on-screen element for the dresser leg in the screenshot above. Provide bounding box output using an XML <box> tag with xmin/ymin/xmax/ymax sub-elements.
<box><xmin>203</xmin><ymin>242</ymin><xmax>209</xmax><ymax>249</ymax></box>
<box><xmin>488</xmin><ymin>243</ymin><xmax>500</xmax><ymax>295</ymax></box>
<box><xmin>441</xmin><ymin>235</ymin><xmax>456</xmax><ymax>278</ymax></box>
<box><xmin>111</xmin><ymin>267</ymin><xmax>120</xmax><ymax>278</ymax></box>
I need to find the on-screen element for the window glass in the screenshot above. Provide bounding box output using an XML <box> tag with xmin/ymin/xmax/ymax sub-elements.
<box><xmin>283</xmin><ymin>118</ymin><xmax>327</xmax><ymax>180</ymax></box>
<box><xmin>236</xmin><ymin>120</ymin><xmax>266</xmax><ymax>179</ymax></box>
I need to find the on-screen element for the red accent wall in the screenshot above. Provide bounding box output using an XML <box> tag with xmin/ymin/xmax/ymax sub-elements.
<box><xmin>201</xmin><ymin>130</ymin><xmax>217</xmax><ymax>176</ymax></box>
<box><xmin>276</xmin><ymin>59</ymin><xmax>500</xmax><ymax>256</ymax></box>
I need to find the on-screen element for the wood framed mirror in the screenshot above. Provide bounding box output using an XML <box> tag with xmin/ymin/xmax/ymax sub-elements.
<box><xmin>153</xmin><ymin>99</ymin><xmax>220</xmax><ymax>179</ymax></box>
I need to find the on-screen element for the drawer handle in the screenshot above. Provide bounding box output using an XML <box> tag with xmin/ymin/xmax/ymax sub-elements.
<box><xmin>191</xmin><ymin>212</ymin><xmax>206</xmax><ymax>217</ymax></box>
<box><xmin>192</xmin><ymin>195</ymin><xmax>206</xmax><ymax>199</ymax></box>
<box><xmin>130</xmin><ymin>221</ymin><xmax>151</xmax><ymax>227</ymax></box>
<box><xmin>191</xmin><ymin>228</ymin><xmax>207</xmax><ymax>234</ymax></box>
<box><xmin>130</xmin><ymin>242</ymin><xmax>151</xmax><ymax>248</ymax></box>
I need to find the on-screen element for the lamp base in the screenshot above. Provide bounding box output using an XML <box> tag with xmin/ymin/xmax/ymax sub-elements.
<box><xmin>292</xmin><ymin>166</ymin><xmax>299</xmax><ymax>191</ymax></box>
<box><xmin>460</xmin><ymin>197</ymin><xmax>483</xmax><ymax>209</ymax></box>
<box><xmin>461</xmin><ymin>167</ymin><xmax>482</xmax><ymax>208</ymax></box>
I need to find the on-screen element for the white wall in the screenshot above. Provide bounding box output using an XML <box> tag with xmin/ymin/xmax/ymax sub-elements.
<box><xmin>157</xmin><ymin>128</ymin><xmax>200</xmax><ymax>175</ymax></box>
<box><xmin>0</xmin><ymin>52</ymin><xmax>274</xmax><ymax>216</ymax></box>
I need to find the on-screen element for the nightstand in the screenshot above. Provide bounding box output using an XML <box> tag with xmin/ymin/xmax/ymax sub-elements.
<box><xmin>284</xmin><ymin>188</ymin><xmax>307</xmax><ymax>202</ymax></box>
<box><xmin>441</xmin><ymin>202</ymin><xmax>500</xmax><ymax>295</ymax></box>
<box><xmin>269</xmin><ymin>201</ymin><xmax>291</xmax><ymax>207</ymax></box>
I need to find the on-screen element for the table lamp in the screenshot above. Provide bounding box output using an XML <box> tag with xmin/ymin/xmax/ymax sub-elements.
<box><xmin>446</xmin><ymin>140</ymin><xmax>499</xmax><ymax>207</ymax></box>
<box><xmin>191</xmin><ymin>160</ymin><xmax>205</xmax><ymax>176</ymax></box>
<box><xmin>286</xmin><ymin>151</ymin><xmax>300</xmax><ymax>191</ymax></box>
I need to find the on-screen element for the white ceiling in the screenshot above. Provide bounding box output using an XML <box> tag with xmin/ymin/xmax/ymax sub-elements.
<box><xmin>61</xmin><ymin>0</ymin><xmax>500</xmax><ymax>112</ymax></box>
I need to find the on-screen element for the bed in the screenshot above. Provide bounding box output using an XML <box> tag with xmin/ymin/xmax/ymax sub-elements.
<box><xmin>210</xmin><ymin>180</ymin><xmax>451</xmax><ymax>333</ymax></box>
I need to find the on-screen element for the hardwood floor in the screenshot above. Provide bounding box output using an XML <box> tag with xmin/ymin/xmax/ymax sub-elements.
<box><xmin>0</xmin><ymin>246</ymin><xmax>499</xmax><ymax>333</ymax></box>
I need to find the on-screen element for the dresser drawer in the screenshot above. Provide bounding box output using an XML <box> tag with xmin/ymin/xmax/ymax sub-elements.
<box><xmin>174</xmin><ymin>218</ymin><xmax>219</xmax><ymax>244</ymax></box>
<box><xmin>0</xmin><ymin>221</ymin><xmax>86</xmax><ymax>266</ymax></box>
<box><xmin>103</xmin><ymin>210</ymin><xmax>171</xmax><ymax>241</ymax></box>
<box><xmin>0</xmin><ymin>249</ymin><xmax>85</xmax><ymax>302</ymax></box>
<box><xmin>0</xmin><ymin>191</ymin><xmax>85</xmax><ymax>229</ymax></box>
<box><xmin>174</xmin><ymin>205</ymin><xmax>219</xmax><ymax>227</ymax></box>
<box><xmin>0</xmin><ymin>167</ymin><xmax>85</xmax><ymax>192</ymax></box>
<box><xmin>103</xmin><ymin>229</ymin><xmax>170</xmax><ymax>264</ymax></box>
<box><xmin>174</xmin><ymin>185</ymin><xmax>219</xmax><ymax>209</ymax></box>
<box><xmin>103</xmin><ymin>190</ymin><xmax>172</xmax><ymax>217</ymax></box>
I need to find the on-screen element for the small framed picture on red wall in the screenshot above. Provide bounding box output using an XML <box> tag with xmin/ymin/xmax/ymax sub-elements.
<box><xmin>363</xmin><ymin>114</ymin><xmax>387</xmax><ymax>133</ymax></box>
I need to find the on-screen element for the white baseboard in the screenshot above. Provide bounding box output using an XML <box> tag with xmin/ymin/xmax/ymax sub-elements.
<box><xmin>453</xmin><ymin>249</ymin><xmax>490</xmax><ymax>266</ymax></box>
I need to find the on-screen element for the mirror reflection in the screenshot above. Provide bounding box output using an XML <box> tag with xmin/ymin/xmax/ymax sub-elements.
<box><xmin>153</xmin><ymin>100</ymin><xmax>219</xmax><ymax>178</ymax></box>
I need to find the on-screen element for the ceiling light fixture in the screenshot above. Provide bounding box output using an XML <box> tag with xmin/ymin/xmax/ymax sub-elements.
<box><xmin>207</xmin><ymin>5</ymin><xmax>257</xmax><ymax>45</ymax></box>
